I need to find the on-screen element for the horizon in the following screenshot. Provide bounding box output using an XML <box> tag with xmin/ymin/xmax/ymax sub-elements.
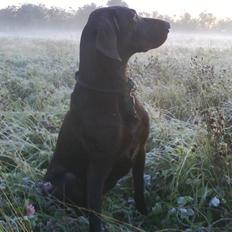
<box><xmin>0</xmin><ymin>0</ymin><xmax>231</xmax><ymax>19</ymax></box>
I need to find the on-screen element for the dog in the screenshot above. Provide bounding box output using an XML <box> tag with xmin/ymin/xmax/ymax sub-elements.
<box><xmin>43</xmin><ymin>6</ymin><xmax>170</xmax><ymax>232</ymax></box>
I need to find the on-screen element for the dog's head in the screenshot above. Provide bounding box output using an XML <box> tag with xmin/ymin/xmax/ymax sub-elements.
<box><xmin>82</xmin><ymin>6</ymin><xmax>170</xmax><ymax>62</ymax></box>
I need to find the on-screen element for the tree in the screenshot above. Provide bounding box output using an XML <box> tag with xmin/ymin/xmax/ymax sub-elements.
<box><xmin>175</xmin><ymin>12</ymin><xmax>198</xmax><ymax>31</ymax></box>
<box><xmin>106</xmin><ymin>0</ymin><xmax>128</xmax><ymax>7</ymax></box>
<box><xmin>74</xmin><ymin>3</ymin><xmax>98</xmax><ymax>29</ymax></box>
<box><xmin>198</xmin><ymin>12</ymin><xmax>216</xmax><ymax>29</ymax></box>
<box><xmin>47</xmin><ymin>7</ymin><xmax>72</xmax><ymax>29</ymax></box>
<box><xmin>15</xmin><ymin>4</ymin><xmax>48</xmax><ymax>27</ymax></box>
<box><xmin>0</xmin><ymin>6</ymin><xmax>17</xmax><ymax>30</ymax></box>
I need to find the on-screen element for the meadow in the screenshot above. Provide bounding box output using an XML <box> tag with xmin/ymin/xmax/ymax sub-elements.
<box><xmin>0</xmin><ymin>33</ymin><xmax>232</xmax><ymax>231</ymax></box>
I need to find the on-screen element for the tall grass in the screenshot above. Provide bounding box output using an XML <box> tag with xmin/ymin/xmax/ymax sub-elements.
<box><xmin>1</xmin><ymin>35</ymin><xmax>232</xmax><ymax>231</ymax></box>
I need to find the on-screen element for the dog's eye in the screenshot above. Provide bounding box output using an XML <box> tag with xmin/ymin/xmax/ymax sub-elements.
<box><xmin>131</xmin><ymin>11</ymin><xmax>139</xmax><ymax>21</ymax></box>
<box><xmin>127</xmin><ymin>10</ymin><xmax>139</xmax><ymax>27</ymax></box>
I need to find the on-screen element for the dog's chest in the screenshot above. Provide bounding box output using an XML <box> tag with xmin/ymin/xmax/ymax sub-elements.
<box><xmin>119</xmin><ymin>120</ymin><xmax>143</xmax><ymax>161</ymax></box>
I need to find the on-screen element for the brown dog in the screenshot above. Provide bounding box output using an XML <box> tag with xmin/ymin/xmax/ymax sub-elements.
<box><xmin>44</xmin><ymin>6</ymin><xmax>170</xmax><ymax>232</ymax></box>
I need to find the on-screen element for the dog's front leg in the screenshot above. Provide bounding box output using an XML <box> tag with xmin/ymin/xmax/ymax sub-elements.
<box><xmin>87</xmin><ymin>162</ymin><xmax>111</xmax><ymax>232</ymax></box>
<box><xmin>132</xmin><ymin>147</ymin><xmax>147</xmax><ymax>215</ymax></box>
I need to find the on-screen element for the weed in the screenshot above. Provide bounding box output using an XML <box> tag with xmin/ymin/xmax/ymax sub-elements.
<box><xmin>1</xmin><ymin>35</ymin><xmax>232</xmax><ymax>231</ymax></box>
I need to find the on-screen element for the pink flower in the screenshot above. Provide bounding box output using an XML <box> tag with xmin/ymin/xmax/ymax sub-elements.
<box><xmin>26</xmin><ymin>203</ymin><xmax>35</xmax><ymax>217</ymax></box>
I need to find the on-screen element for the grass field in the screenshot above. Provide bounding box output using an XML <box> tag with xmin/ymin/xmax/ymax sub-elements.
<box><xmin>1</xmin><ymin>33</ymin><xmax>232</xmax><ymax>231</ymax></box>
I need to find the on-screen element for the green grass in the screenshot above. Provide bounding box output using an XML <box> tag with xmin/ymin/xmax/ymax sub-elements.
<box><xmin>1</xmin><ymin>35</ymin><xmax>232</xmax><ymax>231</ymax></box>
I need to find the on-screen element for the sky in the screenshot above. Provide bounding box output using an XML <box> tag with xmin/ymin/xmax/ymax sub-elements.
<box><xmin>0</xmin><ymin>0</ymin><xmax>231</xmax><ymax>18</ymax></box>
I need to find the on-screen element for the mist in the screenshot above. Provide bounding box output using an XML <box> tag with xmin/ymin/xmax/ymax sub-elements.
<box><xmin>0</xmin><ymin>2</ymin><xmax>232</xmax><ymax>41</ymax></box>
<box><xmin>0</xmin><ymin>29</ymin><xmax>82</xmax><ymax>40</ymax></box>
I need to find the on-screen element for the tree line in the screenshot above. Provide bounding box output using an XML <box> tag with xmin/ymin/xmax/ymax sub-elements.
<box><xmin>0</xmin><ymin>0</ymin><xmax>231</xmax><ymax>33</ymax></box>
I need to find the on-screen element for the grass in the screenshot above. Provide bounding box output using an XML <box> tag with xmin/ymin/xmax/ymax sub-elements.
<box><xmin>0</xmin><ymin>34</ymin><xmax>232</xmax><ymax>231</ymax></box>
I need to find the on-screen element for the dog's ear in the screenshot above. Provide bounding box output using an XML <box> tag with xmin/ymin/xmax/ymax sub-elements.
<box><xmin>96</xmin><ymin>16</ymin><xmax>122</xmax><ymax>62</ymax></box>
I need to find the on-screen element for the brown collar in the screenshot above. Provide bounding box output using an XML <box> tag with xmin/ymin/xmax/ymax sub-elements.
<box><xmin>75</xmin><ymin>71</ymin><xmax>136</xmax><ymax>94</ymax></box>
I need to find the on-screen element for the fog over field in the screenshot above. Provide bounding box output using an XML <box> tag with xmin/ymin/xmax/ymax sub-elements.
<box><xmin>0</xmin><ymin>30</ymin><xmax>82</xmax><ymax>40</ymax></box>
<box><xmin>1</xmin><ymin>30</ymin><xmax>232</xmax><ymax>50</ymax></box>
<box><xmin>1</xmin><ymin>2</ymin><xmax>232</xmax><ymax>232</ymax></box>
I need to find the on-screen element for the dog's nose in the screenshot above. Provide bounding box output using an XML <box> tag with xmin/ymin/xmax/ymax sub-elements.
<box><xmin>158</xmin><ymin>20</ymin><xmax>170</xmax><ymax>32</ymax></box>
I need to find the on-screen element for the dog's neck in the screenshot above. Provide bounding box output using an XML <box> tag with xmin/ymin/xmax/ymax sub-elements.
<box><xmin>79</xmin><ymin>59</ymin><xmax>128</xmax><ymax>89</ymax></box>
<box><xmin>78</xmin><ymin>36</ymin><xmax>130</xmax><ymax>92</ymax></box>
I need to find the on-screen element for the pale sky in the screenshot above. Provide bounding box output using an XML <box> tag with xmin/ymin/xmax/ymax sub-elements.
<box><xmin>0</xmin><ymin>0</ymin><xmax>231</xmax><ymax>18</ymax></box>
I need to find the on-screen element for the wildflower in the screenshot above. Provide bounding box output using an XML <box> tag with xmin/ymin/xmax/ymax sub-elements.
<box><xmin>178</xmin><ymin>207</ymin><xmax>195</xmax><ymax>219</ymax></box>
<box><xmin>0</xmin><ymin>182</ymin><xmax>6</xmax><ymax>191</ymax></box>
<box><xmin>209</xmin><ymin>196</ymin><xmax>220</xmax><ymax>207</ymax></box>
<box><xmin>177</xmin><ymin>196</ymin><xmax>186</xmax><ymax>206</ymax></box>
<box><xmin>26</xmin><ymin>203</ymin><xmax>35</xmax><ymax>217</ymax></box>
<box><xmin>177</xmin><ymin>196</ymin><xmax>193</xmax><ymax>206</ymax></box>
<box><xmin>186</xmin><ymin>208</ymin><xmax>194</xmax><ymax>216</ymax></box>
<box><xmin>41</xmin><ymin>181</ymin><xmax>53</xmax><ymax>195</ymax></box>
<box><xmin>168</xmin><ymin>208</ymin><xmax>177</xmax><ymax>215</ymax></box>
<box><xmin>179</xmin><ymin>207</ymin><xmax>188</xmax><ymax>214</ymax></box>
<box><xmin>22</xmin><ymin>177</ymin><xmax>30</xmax><ymax>186</ymax></box>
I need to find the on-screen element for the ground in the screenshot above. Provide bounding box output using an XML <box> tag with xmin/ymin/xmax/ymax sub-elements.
<box><xmin>0</xmin><ymin>33</ymin><xmax>232</xmax><ymax>231</ymax></box>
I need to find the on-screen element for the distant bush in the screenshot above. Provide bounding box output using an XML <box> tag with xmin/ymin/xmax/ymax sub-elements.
<box><xmin>0</xmin><ymin>3</ymin><xmax>232</xmax><ymax>33</ymax></box>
